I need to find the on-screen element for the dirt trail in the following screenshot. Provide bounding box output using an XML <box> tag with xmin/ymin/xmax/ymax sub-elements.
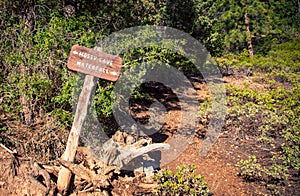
<box><xmin>164</xmin><ymin>135</ymin><xmax>269</xmax><ymax>195</ymax></box>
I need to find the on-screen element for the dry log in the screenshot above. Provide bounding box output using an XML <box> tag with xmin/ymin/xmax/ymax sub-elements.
<box><xmin>137</xmin><ymin>183</ymin><xmax>158</xmax><ymax>190</ymax></box>
<box><xmin>58</xmin><ymin>159</ymin><xmax>115</xmax><ymax>188</ymax></box>
<box><xmin>0</xmin><ymin>143</ymin><xmax>17</xmax><ymax>155</ymax></box>
<box><xmin>42</xmin><ymin>165</ymin><xmax>61</xmax><ymax>177</ymax></box>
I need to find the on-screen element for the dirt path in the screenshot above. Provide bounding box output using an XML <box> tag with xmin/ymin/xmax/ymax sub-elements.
<box><xmin>133</xmin><ymin>76</ymin><xmax>271</xmax><ymax>195</ymax></box>
<box><xmin>163</xmin><ymin>134</ymin><xmax>269</xmax><ymax>195</ymax></box>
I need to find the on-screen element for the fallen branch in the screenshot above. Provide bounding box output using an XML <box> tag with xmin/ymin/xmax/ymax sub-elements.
<box><xmin>137</xmin><ymin>183</ymin><xmax>158</xmax><ymax>190</ymax></box>
<box><xmin>0</xmin><ymin>143</ymin><xmax>17</xmax><ymax>155</ymax></box>
<box><xmin>58</xmin><ymin>159</ymin><xmax>114</xmax><ymax>188</ymax></box>
<box><xmin>42</xmin><ymin>165</ymin><xmax>61</xmax><ymax>177</ymax></box>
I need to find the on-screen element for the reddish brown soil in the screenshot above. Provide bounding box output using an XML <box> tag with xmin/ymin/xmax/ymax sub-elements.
<box><xmin>164</xmin><ymin>133</ymin><xmax>269</xmax><ymax>195</ymax></box>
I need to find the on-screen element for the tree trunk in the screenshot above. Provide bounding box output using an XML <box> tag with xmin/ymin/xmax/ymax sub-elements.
<box><xmin>20</xmin><ymin>66</ymin><xmax>32</xmax><ymax>125</ymax></box>
<box><xmin>20</xmin><ymin>6</ymin><xmax>35</xmax><ymax>125</ymax></box>
<box><xmin>244</xmin><ymin>12</ymin><xmax>254</xmax><ymax>58</ymax></box>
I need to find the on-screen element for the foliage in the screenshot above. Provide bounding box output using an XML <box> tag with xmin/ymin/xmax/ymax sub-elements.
<box><xmin>280</xmin><ymin>124</ymin><xmax>300</xmax><ymax>170</ymax></box>
<box><xmin>198</xmin><ymin>97</ymin><xmax>212</xmax><ymax>129</ymax></box>
<box><xmin>236</xmin><ymin>155</ymin><xmax>288</xmax><ymax>182</ymax></box>
<box><xmin>236</xmin><ymin>155</ymin><xmax>265</xmax><ymax>181</ymax></box>
<box><xmin>0</xmin><ymin>2</ymin><xmax>104</xmax><ymax>125</ymax></box>
<box><xmin>153</xmin><ymin>165</ymin><xmax>211</xmax><ymax>196</ymax></box>
<box><xmin>216</xmin><ymin>38</ymin><xmax>300</xmax><ymax>78</ymax></box>
<box><xmin>94</xmin><ymin>82</ymin><xmax>115</xmax><ymax>118</ymax></box>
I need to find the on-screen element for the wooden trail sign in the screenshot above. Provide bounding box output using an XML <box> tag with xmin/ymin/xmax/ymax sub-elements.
<box><xmin>57</xmin><ymin>46</ymin><xmax>122</xmax><ymax>194</ymax></box>
<box><xmin>67</xmin><ymin>45</ymin><xmax>122</xmax><ymax>81</ymax></box>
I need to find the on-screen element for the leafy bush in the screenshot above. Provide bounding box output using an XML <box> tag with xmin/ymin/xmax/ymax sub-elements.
<box><xmin>280</xmin><ymin>124</ymin><xmax>300</xmax><ymax>170</ymax></box>
<box><xmin>153</xmin><ymin>165</ymin><xmax>211</xmax><ymax>196</ymax></box>
<box><xmin>0</xmin><ymin>6</ymin><xmax>103</xmax><ymax>125</ymax></box>
<box><xmin>236</xmin><ymin>155</ymin><xmax>288</xmax><ymax>182</ymax></box>
<box><xmin>236</xmin><ymin>155</ymin><xmax>265</xmax><ymax>181</ymax></box>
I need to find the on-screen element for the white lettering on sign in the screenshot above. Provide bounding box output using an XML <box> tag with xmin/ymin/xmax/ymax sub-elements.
<box><xmin>68</xmin><ymin>45</ymin><xmax>122</xmax><ymax>81</ymax></box>
<box><xmin>77</xmin><ymin>61</ymin><xmax>115</xmax><ymax>75</ymax></box>
<box><xmin>110</xmin><ymin>71</ymin><xmax>118</xmax><ymax>76</ymax></box>
<box><xmin>73</xmin><ymin>50</ymin><xmax>113</xmax><ymax>67</ymax></box>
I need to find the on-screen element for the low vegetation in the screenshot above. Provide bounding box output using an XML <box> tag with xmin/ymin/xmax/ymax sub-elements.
<box><xmin>217</xmin><ymin>38</ymin><xmax>300</xmax><ymax>194</ymax></box>
<box><xmin>154</xmin><ymin>165</ymin><xmax>211</xmax><ymax>196</ymax></box>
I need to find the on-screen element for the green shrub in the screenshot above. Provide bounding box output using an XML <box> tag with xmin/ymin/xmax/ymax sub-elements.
<box><xmin>236</xmin><ymin>156</ymin><xmax>288</xmax><ymax>182</ymax></box>
<box><xmin>280</xmin><ymin>125</ymin><xmax>300</xmax><ymax>170</ymax></box>
<box><xmin>153</xmin><ymin>165</ymin><xmax>211</xmax><ymax>196</ymax></box>
<box><xmin>236</xmin><ymin>155</ymin><xmax>264</xmax><ymax>181</ymax></box>
<box><xmin>0</xmin><ymin>7</ymin><xmax>103</xmax><ymax>125</ymax></box>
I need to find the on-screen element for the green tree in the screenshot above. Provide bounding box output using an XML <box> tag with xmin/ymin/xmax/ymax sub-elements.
<box><xmin>211</xmin><ymin>0</ymin><xmax>300</xmax><ymax>56</ymax></box>
<box><xmin>217</xmin><ymin>0</ymin><xmax>276</xmax><ymax>56</ymax></box>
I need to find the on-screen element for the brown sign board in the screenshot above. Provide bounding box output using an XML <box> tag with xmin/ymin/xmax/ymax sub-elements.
<box><xmin>68</xmin><ymin>45</ymin><xmax>122</xmax><ymax>81</ymax></box>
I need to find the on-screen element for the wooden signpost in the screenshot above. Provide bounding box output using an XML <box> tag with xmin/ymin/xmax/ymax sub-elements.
<box><xmin>57</xmin><ymin>45</ymin><xmax>122</xmax><ymax>194</ymax></box>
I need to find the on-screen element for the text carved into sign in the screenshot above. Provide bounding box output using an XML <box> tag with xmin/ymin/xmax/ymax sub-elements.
<box><xmin>68</xmin><ymin>45</ymin><xmax>122</xmax><ymax>81</ymax></box>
